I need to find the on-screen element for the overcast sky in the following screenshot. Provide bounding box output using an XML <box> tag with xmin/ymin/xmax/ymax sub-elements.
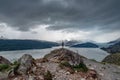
<box><xmin>0</xmin><ymin>0</ymin><xmax>120</xmax><ymax>42</ymax></box>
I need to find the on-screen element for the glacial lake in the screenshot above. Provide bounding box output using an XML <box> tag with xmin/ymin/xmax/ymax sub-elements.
<box><xmin>0</xmin><ymin>47</ymin><xmax>109</xmax><ymax>62</ymax></box>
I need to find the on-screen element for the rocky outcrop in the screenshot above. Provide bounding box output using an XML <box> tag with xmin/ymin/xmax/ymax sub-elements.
<box><xmin>2</xmin><ymin>48</ymin><xmax>118</xmax><ymax>80</ymax></box>
<box><xmin>7</xmin><ymin>48</ymin><xmax>101</xmax><ymax>80</ymax></box>
<box><xmin>0</xmin><ymin>56</ymin><xmax>11</xmax><ymax>65</ymax></box>
<box><xmin>44</xmin><ymin>48</ymin><xmax>84</xmax><ymax>65</ymax></box>
<box><xmin>102</xmin><ymin>53</ymin><xmax>120</xmax><ymax>65</ymax></box>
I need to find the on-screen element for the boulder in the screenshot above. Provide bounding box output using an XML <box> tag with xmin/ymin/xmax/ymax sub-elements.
<box><xmin>9</xmin><ymin>54</ymin><xmax>35</xmax><ymax>77</ymax></box>
<box><xmin>17</xmin><ymin>54</ymin><xmax>35</xmax><ymax>75</ymax></box>
<box><xmin>0</xmin><ymin>56</ymin><xmax>11</xmax><ymax>65</ymax></box>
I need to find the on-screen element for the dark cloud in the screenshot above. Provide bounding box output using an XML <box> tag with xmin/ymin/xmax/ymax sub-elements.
<box><xmin>0</xmin><ymin>0</ymin><xmax>120</xmax><ymax>32</ymax></box>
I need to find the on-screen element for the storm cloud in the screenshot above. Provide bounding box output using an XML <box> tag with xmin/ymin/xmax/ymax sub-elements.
<box><xmin>0</xmin><ymin>0</ymin><xmax>120</xmax><ymax>32</ymax></box>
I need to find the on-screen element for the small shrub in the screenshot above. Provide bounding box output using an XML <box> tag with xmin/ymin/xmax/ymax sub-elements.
<box><xmin>101</xmin><ymin>62</ymin><xmax>106</xmax><ymax>65</ymax></box>
<box><xmin>44</xmin><ymin>70</ymin><xmax>53</xmax><ymax>80</ymax></box>
<box><xmin>0</xmin><ymin>64</ymin><xmax>10</xmax><ymax>71</ymax></box>
<box><xmin>12</xmin><ymin>61</ymin><xmax>20</xmax><ymax>66</ymax></box>
<box><xmin>11</xmin><ymin>61</ymin><xmax>20</xmax><ymax>74</ymax></box>
<box><xmin>59</xmin><ymin>61</ymin><xmax>88</xmax><ymax>73</ymax></box>
<box><xmin>59</xmin><ymin>62</ymin><xmax>75</xmax><ymax>73</ymax></box>
<box><xmin>59</xmin><ymin>61</ymin><xmax>72</xmax><ymax>69</ymax></box>
<box><xmin>73</xmin><ymin>63</ymin><xmax>88</xmax><ymax>72</ymax></box>
<box><xmin>90</xmin><ymin>59</ymin><xmax>97</xmax><ymax>62</ymax></box>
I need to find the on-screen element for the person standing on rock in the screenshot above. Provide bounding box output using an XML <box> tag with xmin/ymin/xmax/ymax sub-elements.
<box><xmin>62</xmin><ymin>41</ymin><xmax>64</xmax><ymax>48</ymax></box>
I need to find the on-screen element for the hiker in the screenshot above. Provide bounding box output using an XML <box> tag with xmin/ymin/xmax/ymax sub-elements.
<box><xmin>62</xmin><ymin>41</ymin><xmax>64</xmax><ymax>48</ymax></box>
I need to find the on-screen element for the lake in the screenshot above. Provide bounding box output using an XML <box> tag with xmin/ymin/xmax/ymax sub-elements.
<box><xmin>0</xmin><ymin>47</ymin><xmax>109</xmax><ymax>62</ymax></box>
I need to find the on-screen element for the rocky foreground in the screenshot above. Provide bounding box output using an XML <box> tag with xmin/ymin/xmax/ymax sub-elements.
<box><xmin>0</xmin><ymin>48</ymin><xmax>120</xmax><ymax>80</ymax></box>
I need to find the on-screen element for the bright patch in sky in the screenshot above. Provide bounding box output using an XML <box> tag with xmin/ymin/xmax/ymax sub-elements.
<box><xmin>0</xmin><ymin>23</ymin><xmax>119</xmax><ymax>42</ymax></box>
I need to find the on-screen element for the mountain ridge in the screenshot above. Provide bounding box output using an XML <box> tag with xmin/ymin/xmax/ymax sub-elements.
<box><xmin>101</xmin><ymin>41</ymin><xmax>120</xmax><ymax>54</ymax></box>
<box><xmin>0</xmin><ymin>39</ymin><xmax>59</xmax><ymax>51</ymax></box>
<box><xmin>71</xmin><ymin>42</ymin><xmax>99</xmax><ymax>48</ymax></box>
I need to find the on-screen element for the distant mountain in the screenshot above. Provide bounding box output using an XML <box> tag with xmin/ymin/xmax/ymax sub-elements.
<box><xmin>71</xmin><ymin>42</ymin><xmax>99</xmax><ymax>48</ymax></box>
<box><xmin>0</xmin><ymin>39</ymin><xmax>59</xmax><ymax>51</ymax></box>
<box><xmin>65</xmin><ymin>40</ymin><xmax>110</xmax><ymax>48</ymax></box>
<box><xmin>107</xmin><ymin>38</ymin><xmax>120</xmax><ymax>45</ymax></box>
<box><xmin>0</xmin><ymin>36</ymin><xmax>7</xmax><ymax>39</ymax></box>
<box><xmin>101</xmin><ymin>41</ymin><xmax>120</xmax><ymax>54</ymax></box>
<box><xmin>95</xmin><ymin>43</ymin><xmax>108</xmax><ymax>48</ymax></box>
<box><xmin>94</xmin><ymin>38</ymin><xmax>120</xmax><ymax>48</ymax></box>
